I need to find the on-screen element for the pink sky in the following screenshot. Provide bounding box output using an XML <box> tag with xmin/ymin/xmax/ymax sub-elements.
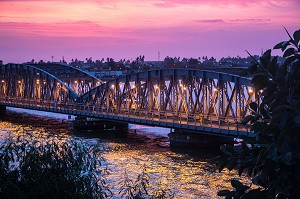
<box><xmin>0</xmin><ymin>0</ymin><xmax>299</xmax><ymax>63</ymax></box>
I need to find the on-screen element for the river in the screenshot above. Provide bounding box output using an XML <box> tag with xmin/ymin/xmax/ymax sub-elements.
<box><xmin>0</xmin><ymin>107</ymin><xmax>248</xmax><ymax>199</ymax></box>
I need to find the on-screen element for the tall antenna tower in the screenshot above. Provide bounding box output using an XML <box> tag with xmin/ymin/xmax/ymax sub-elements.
<box><xmin>158</xmin><ymin>51</ymin><xmax>160</xmax><ymax>61</ymax></box>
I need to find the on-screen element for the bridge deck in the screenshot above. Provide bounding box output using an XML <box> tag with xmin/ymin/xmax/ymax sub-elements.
<box><xmin>0</xmin><ymin>98</ymin><xmax>254</xmax><ymax>138</ymax></box>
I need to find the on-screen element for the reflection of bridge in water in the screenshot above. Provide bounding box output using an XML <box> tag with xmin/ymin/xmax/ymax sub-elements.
<box><xmin>0</xmin><ymin>63</ymin><xmax>259</xmax><ymax>138</ymax></box>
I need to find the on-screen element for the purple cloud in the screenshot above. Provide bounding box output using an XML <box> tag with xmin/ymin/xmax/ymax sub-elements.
<box><xmin>192</xmin><ymin>19</ymin><xmax>225</xmax><ymax>23</ymax></box>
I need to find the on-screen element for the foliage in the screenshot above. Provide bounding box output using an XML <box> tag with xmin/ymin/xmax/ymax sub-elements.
<box><xmin>218</xmin><ymin>28</ymin><xmax>300</xmax><ymax>198</ymax></box>
<box><xmin>0</xmin><ymin>128</ymin><xmax>174</xmax><ymax>199</ymax></box>
<box><xmin>119</xmin><ymin>168</ymin><xmax>174</xmax><ymax>199</ymax></box>
<box><xmin>0</xmin><ymin>129</ymin><xmax>110</xmax><ymax>199</ymax></box>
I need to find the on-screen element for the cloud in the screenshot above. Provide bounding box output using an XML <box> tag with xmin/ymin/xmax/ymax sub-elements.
<box><xmin>152</xmin><ymin>0</ymin><xmax>300</xmax><ymax>7</ymax></box>
<box><xmin>192</xmin><ymin>18</ymin><xmax>271</xmax><ymax>24</ymax></box>
<box><xmin>192</xmin><ymin>19</ymin><xmax>225</xmax><ymax>23</ymax></box>
<box><xmin>228</xmin><ymin>19</ymin><xmax>271</xmax><ymax>22</ymax></box>
<box><xmin>0</xmin><ymin>21</ymin><xmax>117</xmax><ymax>37</ymax></box>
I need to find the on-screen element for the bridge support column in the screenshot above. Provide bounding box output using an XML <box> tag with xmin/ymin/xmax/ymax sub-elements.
<box><xmin>168</xmin><ymin>129</ymin><xmax>233</xmax><ymax>148</ymax></box>
<box><xmin>0</xmin><ymin>105</ymin><xmax>6</xmax><ymax>118</ymax></box>
<box><xmin>73</xmin><ymin>117</ymin><xmax>128</xmax><ymax>133</ymax></box>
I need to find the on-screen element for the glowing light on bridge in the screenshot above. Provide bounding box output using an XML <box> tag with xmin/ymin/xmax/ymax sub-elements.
<box><xmin>111</xmin><ymin>84</ymin><xmax>115</xmax><ymax>89</ymax></box>
<box><xmin>249</xmin><ymin>88</ymin><xmax>253</xmax><ymax>93</ymax></box>
<box><xmin>214</xmin><ymin>87</ymin><xmax>218</xmax><ymax>92</ymax></box>
<box><xmin>74</xmin><ymin>80</ymin><xmax>78</xmax><ymax>84</ymax></box>
<box><xmin>1</xmin><ymin>80</ymin><xmax>5</xmax><ymax>83</ymax></box>
<box><xmin>18</xmin><ymin>80</ymin><xmax>21</xmax><ymax>84</ymax></box>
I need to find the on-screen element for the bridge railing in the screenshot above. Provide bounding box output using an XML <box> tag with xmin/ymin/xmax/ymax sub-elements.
<box><xmin>0</xmin><ymin>97</ymin><xmax>252</xmax><ymax>134</ymax></box>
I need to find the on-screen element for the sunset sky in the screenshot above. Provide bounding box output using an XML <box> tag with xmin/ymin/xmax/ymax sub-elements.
<box><xmin>0</xmin><ymin>0</ymin><xmax>299</xmax><ymax>63</ymax></box>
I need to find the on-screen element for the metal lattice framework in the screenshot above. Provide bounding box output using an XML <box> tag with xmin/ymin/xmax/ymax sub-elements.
<box><xmin>0</xmin><ymin>65</ymin><xmax>260</xmax><ymax>136</ymax></box>
<box><xmin>29</xmin><ymin>63</ymin><xmax>102</xmax><ymax>95</ymax></box>
<box><xmin>80</xmin><ymin>69</ymin><xmax>258</xmax><ymax>120</ymax></box>
<box><xmin>0</xmin><ymin>64</ymin><xmax>78</xmax><ymax>102</ymax></box>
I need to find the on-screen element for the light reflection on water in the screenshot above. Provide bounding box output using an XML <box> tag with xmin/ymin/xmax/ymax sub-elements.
<box><xmin>0</xmin><ymin>111</ymin><xmax>250</xmax><ymax>199</ymax></box>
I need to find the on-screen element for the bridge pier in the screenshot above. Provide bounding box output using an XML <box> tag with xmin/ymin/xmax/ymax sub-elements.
<box><xmin>0</xmin><ymin>105</ymin><xmax>6</xmax><ymax>118</ymax></box>
<box><xmin>73</xmin><ymin>116</ymin><xmax>128</xmax><ymax>133</ymax></box>
<box><xmin>168</xmin><ymin>129</ymin><xmax>234</xmax><ymax>148</ymax></box>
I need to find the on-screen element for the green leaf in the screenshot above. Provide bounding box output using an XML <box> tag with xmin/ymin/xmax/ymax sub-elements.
<box><xmin>238</xmin><ymin>166</ymin><xmax>245</xmax><ymax>176</ymax></box>
<box><xmin>219</xmin><ymin>158</ymin><xmax>229</xmax><ymax>172</ymax></box>
<box><xmin>283</xmin><ymin>55</ymin><xmax>297</xmax><ymax>67</ymax></box>
<box><xmin>241</xmin><ymin>115</ymin><xmax>254</xmax><ymax>125</ymax></box>
<box><xmin>256</xmin><ymin>148</ymin><xmax>267</xmax><ymax>165</ymax></box>
<box><xmin>274</xmin><ymin>41</ymin><xmax>289</xmax><ymax>50</ymax></box>
<box><xmin>251</xmin><ymin>121</ymin><xmax>264</xmax><ymax>133</ymax></box>
<box><xmin>283</xmin><ymin>48</ymin><xmax>295</xmax><ymax>57</ymax></box>
<box><xmin>268</xmin><ymin>56</ymin><xmax>278</xmax><ymax>75</ymax></box>
<box><xmin>248</xmin><ymin>63</ymin><xmax>258</xmax><ymax>74</ymax></box>
<box><xmin>251</xmin><ymin>74</ymin><xmax>269</xmax><ymax>90</ymax></box>
<box><xmin>217</xmin><ymin>190</ymin><xmax>231</xmax><ymax>196</ymax></box>
<box><xmin>227</xmin><ymin>159</ymin><xmax>237</xmax><ymax>171</ymax></box>
<box><xmin>249</xmin><ymin>102</ymin><xmax>258</xmax><ymax>112</ymax></box>
<box><xmin>225</xmin><ymin>144</ymin><xmax>236</xmax><ymax>154</ymax></box>
<box><xmin>231</xmin><ymin>180</ymin><xmax>249</xmax><ymax>191</ymax></box>
<box><xmin>259</xmin><ymin>104</ymin><xmax>270</xmax><ymax>119</ymax></box>
<box><xmin>293</xmin><ymin>29</ymin><xmax>300</xmax><ymax>45</ymax></box>
<box><xmin>246</xmin><ymin>189</ymin><xmax>267</xmax><ymax>198</ymax></box>
<box><xmin>242</xmin><ymin>142</ymin><xmax>250</xmax><ymax>154</ymax></box>
<box><xmin>248</xmin><ymin>165</ymin><xmax>254</xmax><ymax>176</ymax></box>
<box><xmin>262</xmin><ymin>49</ymin><xmax>271</xmax><ymax>62</ymax></box>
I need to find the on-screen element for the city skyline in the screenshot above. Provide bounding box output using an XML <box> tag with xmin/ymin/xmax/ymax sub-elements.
<box><xmin>0</xmin><ymin>0</ymin><xmax>299</xmax><ymax>63</ymax></box>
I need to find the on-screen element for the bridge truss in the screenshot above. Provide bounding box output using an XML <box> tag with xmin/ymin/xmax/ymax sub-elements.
<box><xmin>0</xmin><ymin>65</ymin><xmax>259</xmax><ymax>136</ymax></box>
<box><xmin>80</xmin><ymin>69</ymin><xmax>258</xmax><ymax>121</ymax></box>
<box><xmin>29</xmin><ymin>63</ymin><xmax>102</xmax><ymax>95</ymax></box>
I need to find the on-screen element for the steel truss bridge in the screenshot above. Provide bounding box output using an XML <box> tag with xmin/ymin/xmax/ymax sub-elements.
<box><xmin>0</xmin><ymin>63</ymin><xmax>259</xmax><ymax>137</ymax></box>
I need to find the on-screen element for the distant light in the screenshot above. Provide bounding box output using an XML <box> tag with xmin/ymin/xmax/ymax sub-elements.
<box><xmin>179</xmin><ymin>84</ymin><xmax>183</xmax><ymax>87</ymax></box>
<box><xmin>249</xmin><ymin>88</ymin><xmax>253</xmax><ymax>93</ymax></box>
<box><xmin>81</xmin><ymin>80</ymin><xmax>84</xmax><ymax>83</ymax></box>
<box><xmin>74</xmin><ymin>80</ymin><xmax>78</xmax><ymax>84</ymax></box>
<box><xmin>214</xmin><ymin>87</ymin><xmax>218</xmax><ymax>92</ymax></box>
<box><xmin>183</xmin><ymin>87</ymin><xmax>187</xmax><ymax>90</ymax></box>
<box><xmin>155</xmin><ymin>85</ymin><xmax>159</xmax><ymax>89</ymax></box>
<box><xmin>18</xmin><ymin>80</ymin><xmax>21</xmax><ymax>84</ymax></box>
<box><xmin>37</xmin><ymin>73</ymin><xmax>39</xmax><ymax>75</ymax></box>
<box><xmin>1</xmin><ymin>80</ymin><xmax>4</xmax><ymax>83</ymax></box>
<box><xmin>132</xmin><ymin>85</ymin><xmax>136</xmax><ymax>89</ymax></box>
<box><xmin>111</xmin><ymin>84</ymin><xmax>115</xmax><ymax>88</ymax></box>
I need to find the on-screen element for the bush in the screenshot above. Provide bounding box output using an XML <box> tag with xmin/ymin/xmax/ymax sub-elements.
<box><xmin>0</xmin><ymin>129</ymin><xmax>109</xmax><ymax>199</ymax></box>
<box><xmin>218</xmin><ymin>28</ymin><xmax>300</xmax><ymax>198</ymax></box>
<box><xmin>118</xmin><ymin>168</ymin><xmax>173</xmax><ymax>199</ymax></box>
